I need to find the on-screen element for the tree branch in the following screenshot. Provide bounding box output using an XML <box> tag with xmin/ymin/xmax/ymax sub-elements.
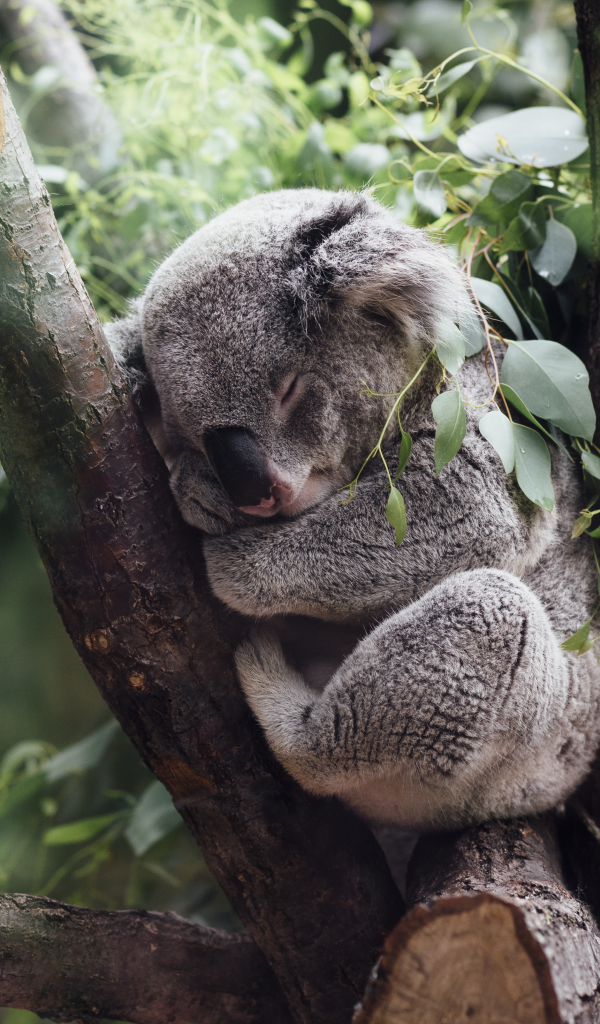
<box><xmin>355</xmin><ymin>817</ymin><xmax>600</xmax><ymax>1024</ymax></box>
<box><xmin>0</xmin><ymin>0</ymin><xmax>120</xmax><ymax>181</ymax></box>
<box><xmin>0</xmin><ymin>893</ymin><xmax>292</xmax><ymax>1024</ymax></box>
<box><xmin>0</xmin><ymin>70</ymin><xmax>404</xmax><ymax>1024</ymax></box>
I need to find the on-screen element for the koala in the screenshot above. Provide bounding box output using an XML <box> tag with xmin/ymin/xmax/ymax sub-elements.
<box><xmin>106</xmin><ymin>187</ymin><xmax>600</xmax><ymax>832</ymax></box>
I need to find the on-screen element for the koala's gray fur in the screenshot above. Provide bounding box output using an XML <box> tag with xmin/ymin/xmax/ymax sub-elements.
<box><xmin>105</xmin><ymin>187</ymin><xmax>600</xmax><ymax>832</ymax></box>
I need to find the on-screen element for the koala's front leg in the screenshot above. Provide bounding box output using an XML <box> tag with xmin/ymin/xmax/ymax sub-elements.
<box><xmin>236</xmin><ymin>569</ymin><xmax>600</xmax><ymax>830</ymax></box>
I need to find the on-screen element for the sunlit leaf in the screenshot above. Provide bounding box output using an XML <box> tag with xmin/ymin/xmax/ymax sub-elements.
<box><xmin>572</xmin><ymin>514</ymin><xmax>593</xmax><ymax>539</ymax></box>
<box><xmin>501</xmin><ymin>340</ymin><xmax>595</xmax><ymax>441</ymax></box>
<box><xmin>44</xmin><ymin>720</ymin><xmax>120</xmax><ymax>783</ymax></box>
<box><xmin>435</xmin><ymin>320</ymin><xmax>465</xmax><ymax>375</ymax></box>
<box><xmin>386</xmin><ymin>487</ymin><xmax>407</xmax><ymax>546</ymax></box>
<box><xmin>413</xmin><ymin>170</ymin><xmax>447</xmax><ymax>219</ymax></box>
<box><xmin>512</xmin><ymin>423</ymin><xmax>554</xmax><ymax>511</ymax></box>
<box><xmin>125</xmin><ymin>780</ymin><xmax>181</xmax><ymax>857</ymax></box>
<box><xmin>530</xmin><ymin>219</ymin><xmax>577</xmax><ymax>286</ymax></box>
<box><xmin>479</xmin><ymin>411</ymin><xmax>515</xmax><ymax>473</ymax></box>
<box><xmin>432</xmin><ymin>389</ymin><xmax>466</xmax><ymax>476</ymax></box>
<box><xmin>561</xmin><ymin>621</ymin><xmax>591</xmax><ymax>652</ymax></box>
<box><xmin>458</xmin><ymin>107</ymin><xmax>588</xmax><ymax>168</ymax></box>
<box><xmin>470</xmin><ymin>278</ymin><xmax>523</xmax><ymax>340</ymax></box>
<box><xmin>393</xmin><ymin>429</ymin><xmax>413</xmax><ymax>480</ymax></box>
<box><xmin>44</xmin><ymin>813</ymin><xmax>122</xmax><ymax>846</ymax></box>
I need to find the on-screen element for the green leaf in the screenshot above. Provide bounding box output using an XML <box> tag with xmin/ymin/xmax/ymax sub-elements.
<box><xmin>581</xmin><ymin>450</ymin><xmax>600</xmax><ymax>481</ymax></box>
<box><xmin>125</xmin><ymin>780</ymin><xmax>181</xmax><ymax>857</ymax></box>
<box><xmin>500</xmin><ymin>202</ymin><xmax>546</xmax><ymax>254</ymax></box>
<box><xmin>498</xmin><ymin>384</ymin><xmax>572</xmax><ymax>459</ymax></box>
<box><xmin>393</xmin><ymin>429</ymin><xmax>413</xmax><ymax>480</ymax></box>
<box><xmin>386</xmin><ymin>487</ymin><xmax>407</xmax><ymax>546</ymax></box>
<box><xmin>458</xmin><ymin>107</ymin><xmax>588</xmax><ymax>168</ymax></box>
<box><xmin>460</xmin><ymin>308</ymin><xmax>486</xmax><ymax>356</ymax></box>
<box><xmin>470</xmin><ymin>278</ymin><xmax>523</xmax><ymax>340</ymax></box>
<box><xmin>44</xmin><ymin>813</ymin><xmax>122</xmax><ymax>846</ymax></box>
<box><xmin>435</xmin><ymin>320</ymin><xmax>465</xmax><ymax>376</ymax></box>
<box><xmin>413</xmin><ymin>170</ymin><xmax>447</xmax><ymax>220</ymax></box>
<box><xmin>427</xmin><ymin>59</ymin><xmax>482</xmax><ymax>97</ymax></box>
<box><xmin>561</xmin><ymin>621</ymin><xmax>591</xmax><ymax>652</ymax></box>
<box><xmin>478</xmin><ymin>411</ymin><xmax>515</xmax><ymax>473</ymax></box>
<box><xmin>432</xmin><ymin>389</ymin><xmax>466</xmax><ymax>476</ymax></box>
<box><xmin>530</xmin><ymin>219</ymin><xmax>577</xmax><ymax>287</ymax></box>
<box><xmin>0</xmin><ymin>772</ymin><xmax>46</xmax><ymax>818</ymax></box>
<box><xmin>501</xmin><ymin>340</ymin><xmax>595</xmax><ymax>441</ymax></box>
<box><xmin>572</xmin><ymin>514</ymin><xmax>593</xmax><ymax>539</ymax></box>
<box><xmin>44</xmin><ymin>720</ymin><xmax>120</xmax><ymax>783</ymax></box>
<box><xmin>461</xmin><ymin>0</ymin><xmax>472</xmax><ymax>22</ymax></box>
<box><xmin>468</xmin><ymin>170</ymin><xmax>532</xmax><ymax>227</ymax></box>
<box><xmin>512</xmin><ymin>423</ymin><xmax>554</xmax><ymax>511</ymax></box>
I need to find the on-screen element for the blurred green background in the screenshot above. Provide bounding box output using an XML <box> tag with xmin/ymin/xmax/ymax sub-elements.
<box><xmin>0</xmin><ymin>0</ymin><xmax>584</xmax><ymax>1018</ymax></box>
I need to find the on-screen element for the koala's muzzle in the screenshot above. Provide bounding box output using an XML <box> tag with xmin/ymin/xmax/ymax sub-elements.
<box><xmin>206</xmin><ymin>427</ymin><xmax>273</xmax><ymax>508</ymax></box>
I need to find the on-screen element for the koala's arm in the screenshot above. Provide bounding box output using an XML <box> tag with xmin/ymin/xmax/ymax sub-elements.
<box><xmin>204</xmin><ymin>431</ymin><xmax>550</xmax><ymax>621</ymax></box>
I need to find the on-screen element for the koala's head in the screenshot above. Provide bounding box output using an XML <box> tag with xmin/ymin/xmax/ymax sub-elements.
<box><xmin>107</xmin><ymin>189</ymin><xmax>468</xmax><ymax>532</ymax></box>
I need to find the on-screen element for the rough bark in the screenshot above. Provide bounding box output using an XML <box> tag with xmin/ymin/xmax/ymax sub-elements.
<box><xmin>575</xmin><ymin>0</ymin><xmax>600</xmax><ymax>416</ymax></box>
<box><xmin>0</xmin><ymin>893</ymin><xmax>293</xmax><ymax>1024</ymax></box>
<box><xmin>354</xmin><ymin>818</ymin><xmax>600</xmax><ymax>1024</ymax></box>
<box><xmin>0</xmin><ymin>0</ymin><xmax>120</xmax><ymax>181</ymax></box>
<box><xmin>0</xmin><ymin>69</ymin><xmax>404</xmax><ymax>1024</ymax></box>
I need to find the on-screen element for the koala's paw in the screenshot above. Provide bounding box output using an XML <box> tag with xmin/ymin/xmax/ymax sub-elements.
<box><xmin>235</xmin><ymin>629</ymin><xmax>312</xmax><ymax>750</ymax></box>
<box><xmin>235</xmin><ymin>628</ymin><xmax>288</xmax><ymax>705</ymax></box>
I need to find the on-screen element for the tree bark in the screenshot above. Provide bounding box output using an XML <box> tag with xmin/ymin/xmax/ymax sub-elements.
<box><xmin>0</xmin><ymin>69</ymin><xmax>404</xmax><ymax>1024</ymax></box>
<box><xmin>575</xmin><ymin>1</ymin><xmax>600</xmax><ymax>415</ymax></box>
<box><xmin>354</xmin><ymin>817</ymin><xmax>600</xmax><ymax>1024</ymax></box>
<box><xmin>0</xmin><ymin>893</ymin><xmax>293</xmax><ymax>1024</ymax></box>
<box><xmin>0</xmin><ymin>0</ymin><xmax>120</xmax><ymax>181</ymax></box>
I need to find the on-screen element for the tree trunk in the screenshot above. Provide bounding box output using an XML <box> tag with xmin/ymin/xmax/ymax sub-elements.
<box><xmin>355</xmin><ymin>817</ymin><xmax>600</xmax><ymax>1024</ymax></box>
<box><xmin>0</xmin><ymin>893</ymin><xmax>293</xmax><ymax>1024</ymax></box>
<box><xmin>0</xmin><ymin>0</ymin><xmax>120</xmax><ymax>181</ymax></box>
<box><xmin>0</xmin><ymin>69</ymin><xmax>404</xmax><ymax>1024</ymax></box>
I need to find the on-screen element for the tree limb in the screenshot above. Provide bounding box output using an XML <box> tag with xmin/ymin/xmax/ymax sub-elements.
<box><xmin>0</xmin><ymin>893</ymin><xmax>293</xmax><ymax>1024</ymax></box>
<box><xmin>0</xmin><ymin>70</ymin><xmax>404</xmax><ymax>1024</ymax></box>
<box><xmin>355</xmin><ymin>817</ymin><xmax>600</xmax><ymax>1024</ymax></box>
<box><xmin>0</xmin><ymin>0</ymin><xmax>120</xmax><ymax>181</ymax></box>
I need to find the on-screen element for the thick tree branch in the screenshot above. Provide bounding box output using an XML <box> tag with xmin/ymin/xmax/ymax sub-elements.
<box><xmin>0</xmin><ymin>0</ymin><xmax>120</xmax><ymax>181</ymax></box>
<box><xmin>0</xmin><ymin>71</ymin><xmax>404</xmax><ymax>1024</ymax></box>
<box><xmin>0</xmin><ymin>893</ymin><xmax>292</xmax><ymax>1024</ymax></box>
<box><xmin>355</xmin><ymin>818</ymin><xmax>600</xmax><ymax>1024</ymax></box>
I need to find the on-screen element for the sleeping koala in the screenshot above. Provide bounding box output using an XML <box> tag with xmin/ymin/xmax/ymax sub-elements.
<box><xmin>106</xmin><ymin>188</ymin><xmax>600</xmax><ymax>832</ymax></box>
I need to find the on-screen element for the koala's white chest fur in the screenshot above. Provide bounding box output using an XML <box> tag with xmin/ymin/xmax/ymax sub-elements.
<box><xmin>106</xmin><ymin>187</ymin><xmax>600</xmax><ymax>832</ymax></box>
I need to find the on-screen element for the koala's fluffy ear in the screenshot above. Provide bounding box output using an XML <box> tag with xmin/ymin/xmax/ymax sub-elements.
<box><xmin>103</xmin><ymin>297</ymin><xmax>159</xmax><ymax>414</ymax></box>
<box><xmin>288</xmin><ymin>191</ymin><xmax>470</xmax><ymax>347</ymax></box>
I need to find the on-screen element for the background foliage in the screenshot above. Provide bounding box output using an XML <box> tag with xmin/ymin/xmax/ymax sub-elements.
<box><xmin>0</xmin><ymin>1</ymin><xmax>590</xmax><ymax>1018</ymax></box>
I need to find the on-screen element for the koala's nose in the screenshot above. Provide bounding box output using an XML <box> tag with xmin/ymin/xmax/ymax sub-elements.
<box><xmin>205</xmin><ymin>427</ymin><xmax>273</xmax><ymax>508</ymax></box>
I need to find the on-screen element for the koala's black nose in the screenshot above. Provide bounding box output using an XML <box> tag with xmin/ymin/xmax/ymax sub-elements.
<box><xmin>205</xmin><ymin>427</ymin><xmax>273</xmax><ymax>508</ymax></box>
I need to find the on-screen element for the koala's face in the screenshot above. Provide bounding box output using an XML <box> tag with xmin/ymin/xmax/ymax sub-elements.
<box><xmin>139</xmin><ymin>189</ymin><xmax>465</xmax><ymax>529</ymax></box>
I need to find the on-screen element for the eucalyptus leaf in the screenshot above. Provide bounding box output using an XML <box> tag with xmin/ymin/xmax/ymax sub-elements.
<box><xmin>581</xmin><ymin>450</ymin><xmax>600</xmax><ymax>481</ymax></box>
<box><xmin>394</xmin><ymin>429</ymin><xmax>413</xmax><ymax>480</ymax></box>
<box><xmin>125</xmin><ymin>780</ymin><xmax>181</xmax><ymax>856</ymax></box>
<box><xmin>517</xmin><ymin>203</ymin><xmax>547</xmax><ymax>249</ymax></box>
<box><xmin>386</xmin><ymin>487</ymin><xmax>407</xmax><ymax>546</ymax></box>
<box><xmin>413</xmin><ymin>170</ymin><xmax>447</xmax><ymax>219</ymax></box>
<box><xmin>499</xmin><ymin>384</ymin><xmax>572</xmax><ymax>460</ymax></box>
<box><xmin>530</xmin><ymin>219</ymin><xmax>577</xmax><ymax>287</ymax></box>
<box><xmin>479</xmin><ymin>410</ymin><xmax>515</xmax><ymax>473</ymax></box>
<box><xmin>459</xmin><ymin>308</ymin><xmax>486</xmax><ymax>356</ymax></box>
<box><xmin>501</xmin><ymin>340</ymin><xmax>595</xmax><ymax>441</ymax></box>
<box><xmin>427</xmin><ymin>59</ymin><xmax>482</xmax><ymax>97</ymax></box>
<box><xmin>561</xmin><ymin>621</ymin><xmax>591</xmax><ymax>652</ymax></box>
<box><xmin>572</xmin><ymin>514</ymin><xmax>593</xmax><ymax>539</ymax></box>
<box><xmin>44</xmin><ymin>720</ymin><xmax>119</xmax><ymax>783</ymax></box>
<box><xmin>435</xmin><ymin>320</ymin><xmax>465</xmax><ymax>375</ymax></box>
<box><xmin>512</xmin><ymin>423</ymin><xmax>554</xmax><ymax>511</ymax></box>
<box><xmin>432</xmin><ymin>389</ymin><xmax>466</xmax><ymax>476</ymax></box>
<box><xmin>470</xmin><ymin>278</ymin><xmax>523</xmax><ymax>340</ymax></box>
<box><xmin>44</xmin><ymin>813</ymin><xmax>122</xmax><ymax>846</ymax></box>
<box><xmin>458</xmin><ymin>107</ymin><xmax>588</xmax><ymax>168</ymax></box>
<box><xmin>468</xmin><ymin>170</ymin><xmax>531</xmax><ymax>226</ymax></box>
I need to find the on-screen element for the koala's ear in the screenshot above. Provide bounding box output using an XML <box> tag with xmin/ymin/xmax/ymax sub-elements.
<box><xmin>103</xmin><ymin>297</ymin><xmax>159</xmax><ymax>415</ymax></box>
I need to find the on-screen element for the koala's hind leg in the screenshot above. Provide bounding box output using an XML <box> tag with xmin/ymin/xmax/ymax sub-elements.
<box><xmin>236</xmin><ymin>568</ymin><xmax>600</xmax><ymax>831</ymax></box>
